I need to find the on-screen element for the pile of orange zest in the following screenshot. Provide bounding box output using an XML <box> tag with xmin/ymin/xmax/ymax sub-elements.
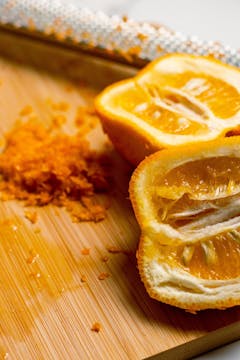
<box><xmin>0</xmin><ymin>120</ymin><xmax>110</xmax><ymax>222</ymax></box>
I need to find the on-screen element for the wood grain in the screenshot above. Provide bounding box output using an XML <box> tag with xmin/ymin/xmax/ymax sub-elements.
<box><xmin>0</xmin><ymin>30</ymin><xmax>239</xmax><ymax>360</ymax></box>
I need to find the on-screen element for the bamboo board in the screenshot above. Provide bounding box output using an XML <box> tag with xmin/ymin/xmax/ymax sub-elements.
<box><xmin>0</xmin><ymin>30</ymin><xmax>239</xmax><ymax>360</ymax></box>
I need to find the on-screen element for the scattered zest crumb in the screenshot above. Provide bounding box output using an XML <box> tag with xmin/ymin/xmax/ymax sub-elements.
<box><xmin>51</xmin><ymin>101</ymin><xmax>70</xmax><ymax>112</ymax></box>
<box><xmin>107</xmin><ymin>246</ymin><xmax>131</xmax><ymax>256</ymax></box>
<box><xmin>107</xmin><ymin>246</ymin><xmax>122</xmax><ymax>254</ymax></box>
<box><xmin>19</xmin><ymin>105</ymin><xmax>33</xmax><ymax>116</ymax></box>
<box><xmin>29</xmin><ymin>272</ymin><xmax>41</xmax><ymax>280</ymax></box>
<box><xmin>54</xmin><ymin>208</ymin><xmax>60</xmax><ymax>216</ymax></box>
<box><xmin>101</xmin><ymin>256</ymin><xmax>109</xmax><ymax>262</ymax></box>
<box><xmin>74</xmin><ymin>106</ymin><xmax>99</xmax><ymax>134</ymax></box>
<box><xmin>24</xmin><ymin>210</ymin><xmax>38</xmax><ymax>224</ymax></box>
<box><xmin>91</xmin><ymin>322</ymin><xmax>101</xmax><ymax>333</ymax></box>
<box><xmin>81</xmin><ymin>248</ymin><xmax>90</xmax><ymax>255</ymax></box>
<box><xmin>98</xmin><ymin>272</ymin><xmax>110</xmax><ymax>280</ymax></box>
<box><xmin>80</xmin><ymin>275</ymin><xmax>87</xmax><ymax>283</ymax></box>
<box><xmin>26</xmin><ymin>250</ymin><xmax>39</xmax><ymax>265</ymax></box>
<box><xmin>45</xmin><ymin>98</ymin><xmax>70</xmax><ymax>112</ymax></box>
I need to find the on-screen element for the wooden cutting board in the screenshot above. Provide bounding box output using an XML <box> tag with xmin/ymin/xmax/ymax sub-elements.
<box><xmin>0</xmin><ymin>29</ymin><xmax>239</xmax><ymax>360</ymax></box>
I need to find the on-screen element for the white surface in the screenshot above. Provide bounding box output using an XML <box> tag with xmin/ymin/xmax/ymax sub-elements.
<box><xmin>194</xmin><ymin>340</ymin><xmax>240</xmax><ymax>359</ymax></box>
<box><xmin>67</xmin><ymin>0</ymin><xmax>240</xmax><ymax>48</ymax></box>
<box><xmin>65</xmin><ymin>0</ymin><xmax>240</xmax><ymax>358</ymax></box>
<box><xmin>127</xmin><ymin>0</ymin><xmax>240</xmax><ymax>48</ymax></box>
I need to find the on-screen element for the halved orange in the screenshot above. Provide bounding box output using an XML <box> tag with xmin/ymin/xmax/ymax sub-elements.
<box><xmin>129</xmin><ymin>137</ymin><xmax>240</xmax><ymax>311</ymax></box>
<box><xmin>95</xmin><ymin>54</ymin><xmax>240</xmax><ymax>165</ymax></box>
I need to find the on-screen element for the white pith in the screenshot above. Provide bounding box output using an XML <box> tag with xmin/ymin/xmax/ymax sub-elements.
<box><xmin>144</xmin><ymin>260</ymin><xmax>240</xmax><ymax>306</ymax></box>
<box><xmin>145</xmin><ymin>196</ymin><xmax>240</xmax><ymax>245</ymax></box>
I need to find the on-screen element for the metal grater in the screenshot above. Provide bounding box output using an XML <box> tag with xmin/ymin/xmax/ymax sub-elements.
<box><xmin>0</xmin><ymin>0</ymin><xmax>239</xmax><ymax>68</ymax></box>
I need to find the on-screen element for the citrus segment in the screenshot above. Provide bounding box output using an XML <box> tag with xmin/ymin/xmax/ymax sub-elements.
<box><xmin>96</xmin><ymin>54</ymin><xmax>240</xmax><ymax>165</ymax></box>
<box><xmin>129</xmin><ymin>137</ymin><xmax>240</xmax><ymax>310</ymax></box>
<box><xmin>144</xmin><ymin>235</ymin><xmax>240</xmax><ymax>280</ymax></box>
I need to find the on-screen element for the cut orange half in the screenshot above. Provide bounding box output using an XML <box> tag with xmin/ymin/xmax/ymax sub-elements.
<box><xmin>95</xmin><ymin>54</ymin><xmax>240</xmax><ymax>165</ymax></box>
<box><xmin>129</xmin><ymin>137</ymin><xmax>240</xmax><ymax>311</ymax></box>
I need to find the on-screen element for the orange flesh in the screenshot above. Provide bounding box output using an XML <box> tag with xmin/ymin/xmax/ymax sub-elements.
<box><xmin>111</xmin><ymin>84</ymin><xmax>208</xmax><ymax>135</ymax></box>
<box><xmin>109</xmin><ymin>71</ymin><xmax>240</xmax><ymax>137</ymax></box>
<box><xmin>158</xmin><ymin>156</ymin><xmax>240</xmax><ymax>197</ymax></box>
<box><xmin>149</xmin><ymin>235</ymin><xmax>240</xmax><ymax>280</ymax></box>
<box><xmin>144</xmin><ymin>71</ymin><xmax>240</xmax><ymax>118</ymax></box>
<box><xmin>149</xmin><ymin>155</ymin><xmax>240</xmax><ymax>280</ymax></box>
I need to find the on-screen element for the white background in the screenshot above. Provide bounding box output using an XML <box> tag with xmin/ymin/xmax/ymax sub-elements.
<box><xmin>68</xmin><ymin>0</ymin><xmax>240</xmax><ymax>48</ymax></box>
<box><xmin>63</xmin><ymin>1</ymin><xmax>240</xmax><ymax>358</ymax></box>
